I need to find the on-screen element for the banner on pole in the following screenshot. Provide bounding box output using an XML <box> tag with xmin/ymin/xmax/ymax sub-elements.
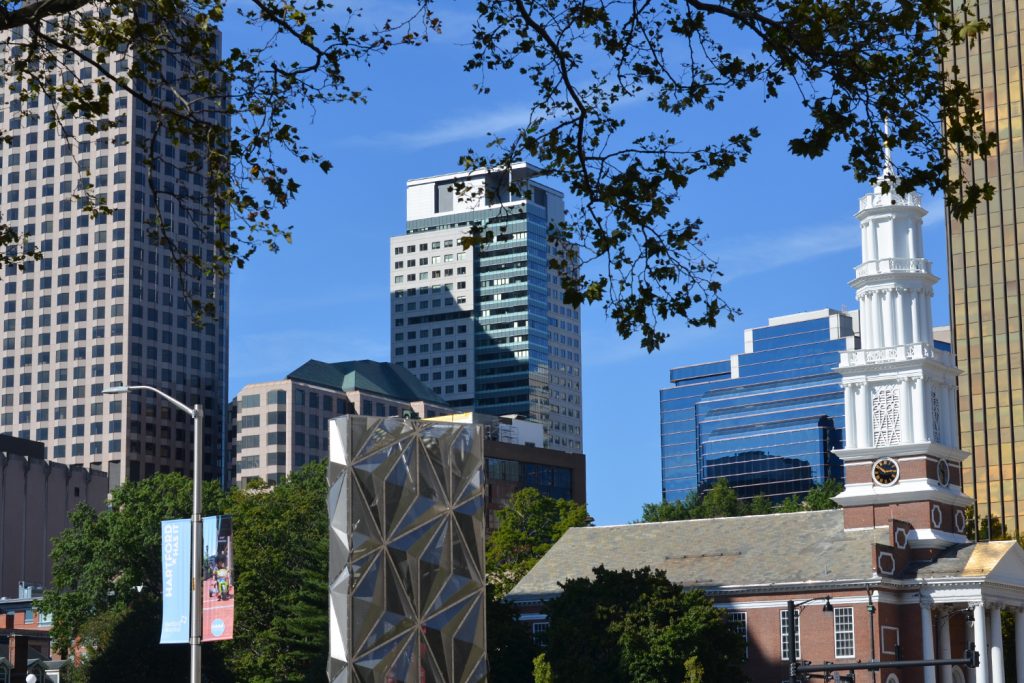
<box><xmin>159</xmin><ymin>519</ymin><xmax>191</xmax><ymax>644</ymax></box>
<box><xmin>201</xmin><ymin>515</ymin><xmax>234</xmax><ymax>642</ymax></box>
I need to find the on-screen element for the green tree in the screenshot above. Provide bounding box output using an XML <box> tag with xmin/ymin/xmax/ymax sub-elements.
<box><xmin>487</xmin><ymin>588</ymin><xmax>539</xmax><ymax>683</ymax></box>
<box><xmin>39</xmin><ymin>473</ymin><xmax>228</xmax><ymax>659</ymax></box>
<box><xmin>533</xmin><ymin>653</ymin><xmax>554</xmax><ymax>683</ymax></box>
<box><xmin>544</xmin><ymin>565</ymin><xmax>745</xmax><ymax>682</ymax></box>
<box><xmin>486</xmin><ymin>487</ymin><xmax>591</xmax><ymax>597</ymax></box>
<box><xmin>640</xmin><ymin>479</ymin><xmax>843</xmax><ymax>521</ymax></box>
<box><xmin>615</xmin><ymin>587</ymin><xmax>746</xmax><ymax>683</ymax></box>
<box><xmin>803</xmin><ymin>479</ymin><xmax>843</xmax><ymax>510</ymax></box>
<box><xmin>227</xmin><ymin>460</ymin><xmax>329</xmax><ymax>683</ymax></box>
<box><xmin>695</xmin><ymin>478</ymin><xmax>745</xmax><ymax>518</ymax></box>
<box><xmin>639</xmin><ymin>495</ymin><xmax>696</xmax><ymax>523</ymax></box>
<box><xmin>0</xmin><ymin>0</ymin><xmax>997</xmax><ymax>347</ymax></box>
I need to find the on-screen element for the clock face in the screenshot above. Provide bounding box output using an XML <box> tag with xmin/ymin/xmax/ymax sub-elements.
<box><xmin>937</xmin><ymin>459</ymin><xmax>950</xmax><ymax>487</ymax></box>
<box><xmin>872</xmin><ymin>458</ymin><xmax>900</xmax><ymax>486</ymax></box>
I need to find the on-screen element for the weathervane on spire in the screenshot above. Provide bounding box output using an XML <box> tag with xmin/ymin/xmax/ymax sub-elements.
<box><xmin>882</xmin><ymin>118</ymin><xmax>895</xmax><ymax>183</ymax></box>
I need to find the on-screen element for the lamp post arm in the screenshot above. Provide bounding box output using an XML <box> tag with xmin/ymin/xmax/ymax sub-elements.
<box><xmin>124</xmin><ymin>385</ymin><xmax>196</xmax><ymax>417</ymax></box>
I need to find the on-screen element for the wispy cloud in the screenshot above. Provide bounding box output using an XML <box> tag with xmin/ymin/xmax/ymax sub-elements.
<box><xmin>716</xmin><ymin>221</ymin><xmax>857</xmax><ymax>282</ymax></box>
<box><xmin>346</xmin><ymin>105</ymin><xmax>529</xmax><ymax>150</ymax></box>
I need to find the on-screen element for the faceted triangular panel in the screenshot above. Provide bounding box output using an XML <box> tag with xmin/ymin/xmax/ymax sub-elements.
<box><xmin>329</xmin><ymin>417</ymin><xmax>485</xmax><ymax>681</ymax></box>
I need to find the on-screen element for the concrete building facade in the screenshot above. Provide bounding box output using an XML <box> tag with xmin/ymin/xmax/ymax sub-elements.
<box><xmin>944</xmin><ymin>0</ymin><xmax>1024</xmax><ymax>535</ymax></box>
<box><xmin>0</xmin><ymin>12</ymin><xmax>229</xmax><ymax>486</ymax></box>
<box><xmin>0</xmin><ymin>436</ymin><xmax>107</xmax><ymax>598</ymax></box>
<box><xmin>426</xmin><ymin>413</ymin><xmax>586</xmax><ymax>531</ymax></box>
<box><xmin>230</xmin><ymin>359</ymin><xmax>450</xmax><ymax>485</ymax></box>
<box><xmin>391</xmin><ymin>163</ymin><xmax>583</xmax><ymax>453</ymax></box>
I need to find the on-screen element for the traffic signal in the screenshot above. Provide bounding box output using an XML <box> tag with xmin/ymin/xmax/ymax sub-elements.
<box><xmin>966</xmin><ymin>643</ymin><xmax>981</xmax><ymax>668</ymax></box>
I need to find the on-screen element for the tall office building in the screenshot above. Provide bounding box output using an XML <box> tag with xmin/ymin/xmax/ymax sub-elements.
<box><xmin>945</xmin><ymin>2</ymin><xmax>1024</xmax><ymax>532</ymax></box>
<box><xmin>0</xmin><ymin>17</ymin><xmax>229</xmax><ymax>485</ymax></box>
<box><xmin>390</xmin><ymin>163</ymin><xmax>583</xmax><ymax>453</ymax></box>
<box><xmin>660</xmin><ymin>309</ymin><xmax>856</xmax><ymax>503</ymax></box>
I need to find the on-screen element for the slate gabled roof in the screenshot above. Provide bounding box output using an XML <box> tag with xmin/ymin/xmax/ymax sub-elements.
<box><xmin>506</xmin><ymin>508</ymin><xmax>999</xmax><ymax>601</ymax></box>
<box><xmin>287</xmin><ymin>359</ymin><xmax>447</xmax><ymax>405</ymax></box>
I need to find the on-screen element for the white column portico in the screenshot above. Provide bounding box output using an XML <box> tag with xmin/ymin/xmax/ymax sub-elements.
<box><xmin>990</xmin><ymin>606</ymin><xmax>1005</xmax><ymax>683</ymax></box>
<box><xmin>937</xmin><ymin>612</ymin><xmax>953</xmax><ymax>683</ymax></box>
<box><xmin>974</xmin><ymin>603</ymin><xmax>989</xmax><ymax>683</ymax></box>
<box><xmin>921</xmin><ymin>600</ymin><xmax>938</xmax><ymax>683</ymax></box>
<box><xmin>1016</xmin><ymin>609</ymin><xmax>1024</xmax><ymax>683</ymax></box>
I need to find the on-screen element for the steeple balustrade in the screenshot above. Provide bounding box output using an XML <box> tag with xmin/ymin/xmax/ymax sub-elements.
<box><xmin>854</xmin><ymin>257</ymin><xmax>932</xmax><ymax>278</ymax></box>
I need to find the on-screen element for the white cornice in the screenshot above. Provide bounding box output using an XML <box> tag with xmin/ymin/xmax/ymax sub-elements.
<box><xmin>908</xmin><ymin>528</ymin><xmax>969</xmax><ymax>548</ymax></box>
<box><xmin>834</xmin><ymin>480</ymin><xmax>974</xmax><ymax>507</ymax></box>
<box><xmin>834</xmin><ymin>442</ymin><xmax>970</xmax><ymax>463</ymax></box>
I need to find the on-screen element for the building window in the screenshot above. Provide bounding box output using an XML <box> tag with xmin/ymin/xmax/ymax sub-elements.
<box><xmin>728</xmin><ymin>611</ymin><xmax>748</xmax><ymax>657</ymax></box>
<box><xmin>834</xmin><ymin>607</ymin><xmax>854</xmax><ymax>658</ymax></box>
<box><xmin>240</xmin><ymin>394</ymin><xmax>260</xmax><ymax>409</ymax></box>
<box><xmin>780</xmin><ymin>610</ymin><xmax>799</xmax><ymax>660</ymax></box>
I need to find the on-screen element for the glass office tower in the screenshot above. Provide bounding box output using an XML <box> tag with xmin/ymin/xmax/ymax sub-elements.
<box><xmin>390</xmin><ymin>164</ymin><xmax>583</xmax><ymax>453</ymax></box>
<box><xmin>945</xmin><ymin>0</ymin><xmax>1024</xmax><ymax>533</ymax></box>
<box><xmin>660</xmin><ymin>310</ymin><xmax>857</xmax><ymax>502</ymax></box>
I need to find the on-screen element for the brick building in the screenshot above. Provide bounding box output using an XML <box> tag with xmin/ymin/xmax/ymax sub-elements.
<box><xmin>507</xmin><ymin>177</ymin><xmax>1024</xmax><ymax>682</ymax></box>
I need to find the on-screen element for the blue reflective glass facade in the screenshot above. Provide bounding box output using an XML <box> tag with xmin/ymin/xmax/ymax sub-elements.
<box><xmin>660</xmin><ymin>311</ymin><xmax>859</xmax><ymax>502</ymax></box>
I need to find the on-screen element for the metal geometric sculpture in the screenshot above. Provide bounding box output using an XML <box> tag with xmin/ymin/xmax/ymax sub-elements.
<box><xmin>327</xmin><ymin>416</ymin><xmax>487</xmax><ymax>682</ymax></box>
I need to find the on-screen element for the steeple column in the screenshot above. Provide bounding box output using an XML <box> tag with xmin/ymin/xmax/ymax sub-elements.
<box><xmin>913</xmin><ymin>378</ymin><xmax>927</xmax><ymax>443</ymax></box>
<box><xmin>876</xmin><ymin>290</ymin><xmax>892</xmax><ymax>350</ymax></box>
<box><xmin>924</xmin><ymin>292</ymin><xmax>934</xmax><ymax>342</ymax></box>
<box><xmin>887</xmin><ymin>290</ymin><xmax>899</xmax><ymax>347</ymax></box>
<box><xmin>910</xmin><ymin>289</ymin><xmax>922</xmax><ymax>343</ymax></box>
<box><xmin>858</xmin><ymin>294</ymin><xmax>872</xmax><ymax>349</ymax></box>
<box><xmin>859</xmin><ymin>383</ymin><xmax>873</xmax><ymax>448</ymax></box>
<box><xmin>900</xmin><ymin>378</ymin><xmax>913</xmax><ymax>444</ymax></box>
<box><xmin>944</xmin><ymin>384</ymin><xmax>957</xmax><ymax>447</ymax></box>
<box><xmin>844</xmin><ymin>385</ymin><xmax>857</xmax><ymax>449</ymax></box>
<box><xmin>869</xmin><ymin>219</ymin><xmax>879</xmax><ymax>262</ymax></box>
<box><xmin>894</xmin><ymin>289</ymin><xmax>906</xmax><ymax>346</ymax></box>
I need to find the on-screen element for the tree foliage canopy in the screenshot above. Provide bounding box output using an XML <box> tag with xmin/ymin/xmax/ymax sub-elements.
<box><xmin>38</xmin><ymin>463</ymin><xmax>329</xmax><ymax>682</ymax></box>
<box><xmin>486</xmin><ymin>487</ymin><xmax>591</xmax><ymax>597</ymax></box>
<box><xmin>639</xmin><ymin>477</ymin><xmax>840</xmax><ymax>522</ymax></box>
<box><xmin>0</xmin><ymin>0</ymin><xmax>996</xmax><ymax>347</ymax></box>
<box><xmin>543</xmin><ymin>565</ymin><xmax>747</xmax><ymax>682</ymax></box>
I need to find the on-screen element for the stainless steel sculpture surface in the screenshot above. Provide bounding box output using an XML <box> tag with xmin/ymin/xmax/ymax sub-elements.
<box><xmin>328</xmin><ymin>416</ymin><xmax>487</xmax><ymax>682</ymax></box>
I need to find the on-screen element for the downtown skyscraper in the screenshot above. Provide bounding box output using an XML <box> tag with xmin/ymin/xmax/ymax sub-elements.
<box><xmin>945</xmin><ymin>0</ymin><xmax>1024</xmax><ymax>533</ymax></box>
<box><xmin>0</xmin><ymin>18</ymin><xmax>228</xmax><ymax>485</ymax></box>
<box><xmin>389</xmin><ymin>164</ymin><xmax>583</xmax><ymax>453</ymax></box>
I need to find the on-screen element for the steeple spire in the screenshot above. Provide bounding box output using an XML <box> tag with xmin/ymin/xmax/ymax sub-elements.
<box><xmin>831</xmin><ymin>175</ymin><xmax>973</xmax><ymax>554</ymax></box>
<box><xmin>882</xmin><ymin>119</ymin><xmax>895</xmax><ymax>182</ymax></box>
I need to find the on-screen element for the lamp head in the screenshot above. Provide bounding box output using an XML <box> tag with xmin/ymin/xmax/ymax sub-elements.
<box><xmin>822</xmin><ymin>596</ymin><xmax>834</xmax><ymax>612</ymax></box>
<box><xmin>102</xmin><ymin>384</ymin><xmax>130</xmax><ymax>395</ymax></box>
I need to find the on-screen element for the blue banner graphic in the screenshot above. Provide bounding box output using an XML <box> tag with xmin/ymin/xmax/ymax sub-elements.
<box><xmin>159</xmin><ymin>518</ymin><xmax>191</xmax><ymax>644</ymax></box>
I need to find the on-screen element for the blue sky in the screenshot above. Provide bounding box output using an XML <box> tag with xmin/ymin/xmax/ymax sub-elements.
<box><xmin>226</xmin><ymin>8</ymin><xmax>951</xmax><ymax>525</ymax></box>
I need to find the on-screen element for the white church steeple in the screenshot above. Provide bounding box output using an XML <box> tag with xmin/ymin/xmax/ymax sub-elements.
<box><xmin>833</xmin><ymin>176</ymin><xmax>973</xmax><ymax>554</ymax></box>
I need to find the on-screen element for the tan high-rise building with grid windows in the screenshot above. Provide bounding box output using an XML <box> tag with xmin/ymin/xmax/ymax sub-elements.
<box><xmin>946</xmin><ymin>0</ymin><xmax>1024</xmax><ymax>534</ymax></box>
<box><xmin>0</xmin><ymin>12</ymin><xmax>229</xmax><ymax>486</ymax></box>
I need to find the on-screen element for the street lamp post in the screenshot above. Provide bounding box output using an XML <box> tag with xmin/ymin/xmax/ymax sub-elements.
<box><xmin>787</xmin><ymin>596</ymin><xmax>834</xmax><ymax>683</ymax></box>
<box><xmin>104</xmin><ymin>384</ymin><xmax>204</xmax><ymax>683</ymax></box>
